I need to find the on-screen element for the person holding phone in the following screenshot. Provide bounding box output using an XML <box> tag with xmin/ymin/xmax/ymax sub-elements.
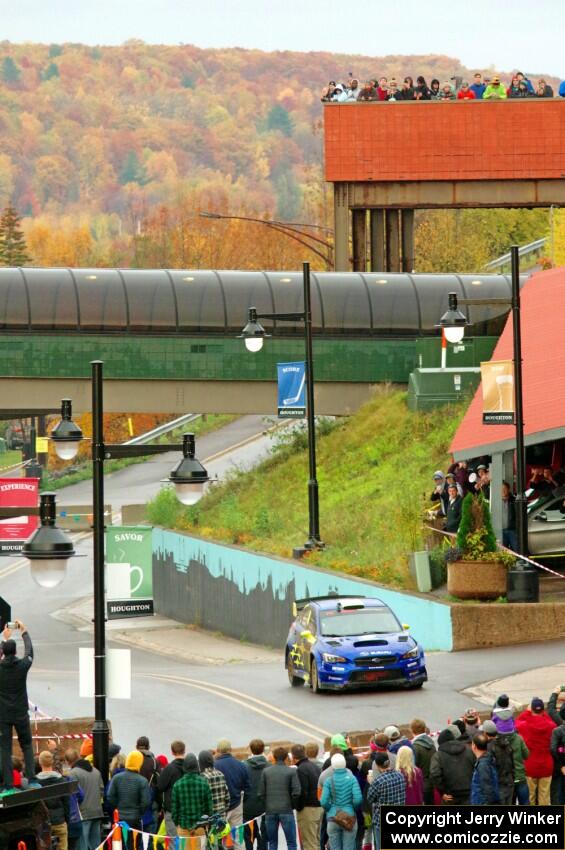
<box><xmin>0</xmin><ymin>619</ymin><xmax>37</xmax><ymax>790</ymax></box>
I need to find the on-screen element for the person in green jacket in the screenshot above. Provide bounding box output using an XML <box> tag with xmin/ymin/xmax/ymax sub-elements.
<box><xmin>483</xmin><ymin>76</ymin><xmax>507</xmax><ymax>99</ymax></box>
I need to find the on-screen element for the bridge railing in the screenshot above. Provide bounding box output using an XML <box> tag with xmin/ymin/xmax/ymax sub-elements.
<box><xmin>485</xmin><ymin>237</ymin><xmax>547</xmax><ymax>272</ymax></box>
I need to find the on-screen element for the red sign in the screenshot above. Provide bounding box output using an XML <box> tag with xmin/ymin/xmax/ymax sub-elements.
<box><xmin>0</xmin><ymin>478</ymin><xmax>39</xmax><ymax>556</ymax></box>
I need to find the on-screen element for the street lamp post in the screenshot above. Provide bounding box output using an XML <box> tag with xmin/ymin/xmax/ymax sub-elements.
<box><xmin>239</xmin><ymin>261</ymin><xmax>323</xmax><ymax>556</ymax></box>
<box><xmin>51</xmin><ymin>360</ymin><xmax>209</xmax><ymax>781</ymax></box>
<box><xmin>438</xmin><ymin>245</ymin><xmax>538</xmax><ymax>601</ymax></box>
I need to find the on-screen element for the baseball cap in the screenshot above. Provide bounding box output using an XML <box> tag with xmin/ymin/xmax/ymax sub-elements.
<box><xmin>464</xmin><ymin>708</ymin><xmax>480</xmax><ymax>724</ymax></box>
<box><xmin>432</xmin><ymin>471</ymin><xmax>444</xmax><ymax>480</ymax></box>
<box><xmin>330</xmin><ymin>734</ymin><xmax>348</xmax><ymax>751</ymax></box>
<box><xmin>383</xmin><ymin>726</ymin><xmax>400</xmax><ymax>741</ymax></box>
<box><xmin>482</xmin><ymin>720</ymin><xmax>498</xmax><ymax>735</ymax></box>
<box><xmin>531</xmin><ymin>697</ymin><xmax>544</xmax><ymax>712</ymax></box>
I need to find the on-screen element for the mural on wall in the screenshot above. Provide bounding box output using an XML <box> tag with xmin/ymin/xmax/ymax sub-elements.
<box><xmin>152</xmin><ymin>529</ymin><xmax>453</xmax><ymax>650</ymax></box>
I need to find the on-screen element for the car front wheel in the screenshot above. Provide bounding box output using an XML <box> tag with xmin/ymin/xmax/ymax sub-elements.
<box><xmin>310</xmin><ymin>658</ymin><xmax>322</xmax><ymax>693</ymax></box>
<box><xmin>287</xmin><ymin>656</ymin><xmax>304</xmax><ymax>688</ymax></box>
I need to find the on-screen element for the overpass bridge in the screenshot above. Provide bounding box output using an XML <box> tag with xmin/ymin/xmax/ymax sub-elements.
<box><xmin>0</xmin><ymin>266</ymin><xmax>519</xmax><ymax>415</ymax></box>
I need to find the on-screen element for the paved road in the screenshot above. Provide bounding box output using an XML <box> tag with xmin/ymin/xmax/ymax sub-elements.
<box><xmin>3</xmin><ymin>414</ymin><xmax>565</xmax><ymax>755</ymax></box>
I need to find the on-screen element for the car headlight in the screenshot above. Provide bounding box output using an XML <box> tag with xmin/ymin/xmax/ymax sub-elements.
<box><xmin>401</xmin><ymin>646</ymin><xmax>420</xmax><ymax>659</ymax></box>
<box><xmin>322</xmin><ymin>652</ymin><xmax>347</xmax><ymax>664</ymax></box>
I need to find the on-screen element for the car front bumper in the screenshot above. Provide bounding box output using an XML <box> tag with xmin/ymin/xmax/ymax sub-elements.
<box><xmin>317</xmin><ymin>657</ymin><xmax>428</xmax><ymax>689</ymax></box>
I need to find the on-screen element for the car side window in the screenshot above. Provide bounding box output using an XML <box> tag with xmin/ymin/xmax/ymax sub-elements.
<box><xmin>542</xmin><ymin>499</ymin><xmax>565</xmax><ymax>522</ymax></box>
<box><xmin>297</xmin><ymin>607</ymin><xmax>311</xmax><ymax>629</ymax></box>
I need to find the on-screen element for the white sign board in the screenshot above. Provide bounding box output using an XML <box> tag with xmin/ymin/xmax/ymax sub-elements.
<box><xmin>79</xmin><ymin>647</ymin><xmax>131</xmax><ymax>700</ymax></box>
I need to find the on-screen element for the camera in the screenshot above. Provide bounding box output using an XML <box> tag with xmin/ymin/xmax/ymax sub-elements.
<box><xmin>6</xmin><ymin>621</ymin><xmax>17</xmax><ymax>630</ymax></box>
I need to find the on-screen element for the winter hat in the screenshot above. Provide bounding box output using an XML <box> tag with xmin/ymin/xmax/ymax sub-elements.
<box><xmin>383</xmin><ymin>726</ymin><xmax>401</xmax><ymax>742</ymax></box>
<box><xmin>496</xmin><ymin>694</ymin><xmax>510</xmax><ymax>709</ymax></box>
<box><xmin>2</xmin><ymin>639</ymin><xmax>16</xmax><ymax>656</ymax></box>
<box><xmin>531</xmin><ymin>697</ymin><xmax>545</xmax><ymax>713</ymax></box>
<box><xmin>330</xmin><ymin>734</ymin><xmax>348</xmax><ymax>751</ymax></box>
<box><xmin>108</xmin><ymin>743</ymin><xmax>121</xmax><ymax>760</ymax></box>
<box><xmin>464</xmin><ymin>708</ymin><xmax>480</xmax><ymax>725</ymax></box>
<box><xmin>331</xmin><ymin>753</ymin><xmax>346</xmax><ymax>770</ymax></box>
<box><xmin>80</xmin><ymin>738</ymin><xmax>93</xmax><ymax>758</ymax></box>
<box><xmin>482</xmin><ymin>720</ymin><xmax>498</xmax><ymax>735</ymax></box>
<box><xmin>156</xmin><ymin>755</ymin><xmax>168</xmax><ymax>769</ymax></box>
<box><xmin>125</xmin><ymin>751</ymin><xmax>144</xmax><ymax>772</ymax></box>
<box><xmin>198</xmin><ymin>750</ymin><xmax>215</xmax><ymax>772</ymax></box>
<box><xmin>452</xmin><ymin>719</ymin><xmax>466</xmax><ymax>737</ymax></box>
<box><xmin>183</xmin><ymin>753</ymin><xmax>200</xmax><ymax>773</ymax></box>
<box><xmin>445</xmin><ymin>724</ymin><xmax>461</xmax><ymax>740</ymax></box>
<box><xmin>373</xmin><ymin>752</ymin><xmax>390</xmax><ymax>768</ymax></box>
<box><xmin>432</xmin><ymin>471</ymin><xmax>444</xmax><ymax>480</ymax></box>
<box><xmin>437</xmin><ymin>729</ymin><xmax>454</xmax><ymax>745</ymax></box>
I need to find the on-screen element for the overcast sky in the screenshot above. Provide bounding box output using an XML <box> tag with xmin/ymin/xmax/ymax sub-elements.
<box><xmin>2</xmin><ymin>0</ymin><xmax>563</xmax><ymax>77</ymax></box>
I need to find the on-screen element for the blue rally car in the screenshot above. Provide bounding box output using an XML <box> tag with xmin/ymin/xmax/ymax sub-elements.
<box><xmin>285</xmin><ymin>595</ymin><xmax>427</xmax><ymax>692</ymax></box>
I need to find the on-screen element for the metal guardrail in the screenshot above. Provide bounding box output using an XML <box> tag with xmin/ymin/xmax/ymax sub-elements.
<box><xmin>486</xmin><ymin>238</ymin><xmax>547</xmax><ymax>270</ymax></box>
<box><xmin>124</xmin><ymin>413</ymin><xmax>200</xmax><ymax>446</ymax></box>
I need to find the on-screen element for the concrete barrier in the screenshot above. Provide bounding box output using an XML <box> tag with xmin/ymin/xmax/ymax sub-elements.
<box><xmin>152</xmin><ymin>529</ymin><xmax>453</xmax><ymax>651</ymax></box>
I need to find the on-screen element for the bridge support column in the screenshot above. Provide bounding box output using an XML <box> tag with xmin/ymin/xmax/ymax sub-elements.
<box><xmin>370</xmin><ymin>209</ymin><xmax>385</xmax><ymax>272</ymax></box>
<box><xmin>401</xmin><ymin>209</ymin><xmax>415</xmax><ymax>272</ymax></box>
<box><xmin>385</xmin><ymin>209</ymin><xmax>401</xmax><ymax>272</ymax></box>
<box><xmin>334</xmin><ymin>184</ymin><xmax>350</xmax><ymax>271</ymax></box>
<box><xmin>352</xmin><ymin>209</ymin><xmax>367</xmax><ymax>271</ymax></box>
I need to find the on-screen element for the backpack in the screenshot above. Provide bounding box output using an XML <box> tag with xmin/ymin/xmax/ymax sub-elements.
<box><xmin>491</xmin><ymin>737</ymin><xmax>514</xmax><ymax>786</ymax></box>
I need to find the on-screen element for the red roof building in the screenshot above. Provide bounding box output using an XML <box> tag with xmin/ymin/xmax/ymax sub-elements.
<box><xmin>451</xmin><ymin>266</ymin><xmax>565</xmax><ymax>461</ymax></box>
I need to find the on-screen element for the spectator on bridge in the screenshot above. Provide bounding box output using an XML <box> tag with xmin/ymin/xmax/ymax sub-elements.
<box><xmin>344</xmin><ymin>79</ymin><xmax>360</xmax><ymax>101</ymax></box>
<box><xmin>199</xmin><ymin>750</ymin><xmax>230</xmax><ymax>817</ymax></box>
<box><xmin>0</xmin><ymin>621</ymin><xmax>37</xmax><ymax>791</ymax></box>
<box><xmin>410</xmin><ymin>719</ymin><xmax>436</xmax><ymax>805</ymax></box>
<box><xmin>215</xmin><ymin>738</ymin><xmax>250</xmax><ymax>850</ymax></box>
<box><xmin>438</xmin><ymin>82</ymin><xmax>455</xmax><ymax>100</ymax></box>
<box><xmin>357</xmin><ymin>81</ymin><xmax>378</xmax><ymax>102</ymax></box>
<box><xmin>536</xmin><ymin>78</ymin><xmax>554</xmax><ymax>98</ymax></box>
<box><xmin>560</xmin><ymin>81</ymin><xmax>565</xmax><ymax>97</ymax></box>
<box><xmin>470</xmin><ymin>73</ymin><xmax>486</xmax><ymax>99</ymax></box>
<box><xmin>430</xmin><ymin>78</ymin><xmax>441</xmax><ymax>99</ymax></box>
<box><xmin>259</xmin><ymin>746</ymin><xmax>301</xmax><ymax>850</ymax></box>
<box><xmin>291</xmin><ymin>743</ymin><xmax>322</xmax><ymax>850</ymax></box>
<box><xmin>470</xmin><ymin>733</ymin><xmax>500</xmax><ymax>805</ymax></box>
<box><xmin>396</xmin><ymin>746</ymin><xmax>424</xmax><ymax>805</ymax></box>
<box><xmin>483</xmin><ymin>76</ymin><xmax>507</xmax><ymax>99</ymax></box>
<box><xmin>243</xmin><ymin>739</ymin><xmax>268</xmax><ymax>850</ymax></box>
<box><xmin>387</xmin><ymin>79</ymin><xmax>399</xmax><ymax>101</ymax></box>
<box><xmin>398</xmin><ymin>77</ymin><xmax>414</xmax><ymax>100</ymax></box>
<box><xmin>502</xmin><ymin>482</ymin><xmax>518</xmax><ymax>551</ymax></box>
<box><xmin>367</xmin><ymin>753</ymin><xmax>405</xmax><ymax>850</ymax></box>
<box><xmin>376</xmin><ymin>77</ymin><xmax>388</xmax><ymax>100</ymax></box>
<box><xmin>107</xmin><ymin>751</ymin><xmax>152</xmax><ymax>838</ymax></box>
<box><xmin>157</xmin><ymin>740</ymin><xmax>187</xmax><ymax>838</ymax></box>
<box><xmin>37</xmin><ymin>750</ymin><xmax>71</xmax><ymax>850</ymax></box>
<box><xmin>457</xmin><ymin>82</ymin><xmax>476</xmax><ymax>100</ymax></box>
<box><xmin>507</xmin><ymin>76</ymin><xmax>521</xmax><ymax>97</ymax></box>
<box><xmin>414</xmin><ymin>76</ymin><xmax>431</xmax><ymax>100</ymax></box>
<box><xmin>516</xmin><ymin>697</ymin><xmax>556</xmax><ymax>806</ymax></box>
<box><xmin>430</xmin><ymin>728</ymin><xmax>475</xmax><ymax>805</ymax></box>
<box><xmin>66</xmin><ymin>748</ymin><xmax>104</xmax><ymax>850</ymax></box>
<box><xmin>445</xmin><ymin>484</ymin><xmax>462</xmax><ymax>533</ymax></box>
<box><xmin>321</xmin><ymin>82</ymin><xmax>337</xmax><ymax>102</ymax></box>
<box><xmin>516</xmin><ymin>71</ymin><xmax>535</xmax><ymax>94</ymax></box>
<box><xmin>321</xmin><ymin>753</ymin><xmax>362</xmax><ymax>850</ymax></box>
<box><xmin>171</xmin><ymin>753</ymin><xmax>213</xmax><ymax>839</ymax></box>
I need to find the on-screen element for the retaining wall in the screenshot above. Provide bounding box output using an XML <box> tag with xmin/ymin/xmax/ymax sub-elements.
<box><xmin>152</xmin><ymin>529</ymin><xmax>453</xmax><ymax>651</ymax></box>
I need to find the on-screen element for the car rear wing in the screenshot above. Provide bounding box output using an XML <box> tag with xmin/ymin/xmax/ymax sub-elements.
<box><xmin>292</xmin><ymin>595</ymin><xmax>366</xmax><ymax>616</ymax></box>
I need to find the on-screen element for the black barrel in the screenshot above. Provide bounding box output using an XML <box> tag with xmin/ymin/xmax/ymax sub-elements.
<box><xmin>506</xmin><ymin>563</ymin><xmax>539</xmax><ymax>603</ymax></box>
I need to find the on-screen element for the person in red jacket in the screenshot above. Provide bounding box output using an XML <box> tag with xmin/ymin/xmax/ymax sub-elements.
<box><xmin>516</xmin><ymin>697</ymin><xmax>556</xmax><ymax>805</ymax></box>
<box><xmin>457</xmin><ymin>82</ymin><xmax>476</xmax><ymax>100</ymax></box>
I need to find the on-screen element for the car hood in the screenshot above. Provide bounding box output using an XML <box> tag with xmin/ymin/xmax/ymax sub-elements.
<box><xmin>318</xmin><ymin>632</ymin><xmax>417</xmax><ymax>657</ymax></box>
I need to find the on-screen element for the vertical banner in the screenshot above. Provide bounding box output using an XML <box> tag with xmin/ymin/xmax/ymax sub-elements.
<box><xmin>0</xmin><ymin>478</ymin><xmax>39</xmax><ymax>556</ymax></box>
<box><xmin>480</xmin><ymin>359</ymin><xmax>515</xmax><ymax>424</ymax></box>
<box><xmin>105</xmin><ymin>526</ymin><xmax>154</xmax><ymax>619</ymax></box>
<box><xmin>277</xmin><ymin>361</ymin><xmax>306</xmax><ymax>418</ymax></box>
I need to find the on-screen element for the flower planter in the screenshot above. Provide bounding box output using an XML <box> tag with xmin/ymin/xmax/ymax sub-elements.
<box><xmin>447</xmin><ymin>559</ymin><xmax>507</xmax><ymax>600</ymax></box>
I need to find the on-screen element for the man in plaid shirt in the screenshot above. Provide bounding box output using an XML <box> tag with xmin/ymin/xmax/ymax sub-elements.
<box><xmin>367</xmin><ymin>753</ymin><xmax>406</xmax><ymax>850</ymax></box>
<box><xmin>199</xmin><ymin>750</ymin><xmax>231</xmax><ymax>816</ymax></box>
<box><xmin>171</xmin><ymin>754</ymin><xmax>213</xmax><ymax>838</ymax></box>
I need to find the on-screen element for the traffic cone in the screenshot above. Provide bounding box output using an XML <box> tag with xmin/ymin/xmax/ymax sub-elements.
<box><xmin>112</xmin><ymin>809</ymin><xmax>123</xmax><ymax>850</ymax></box>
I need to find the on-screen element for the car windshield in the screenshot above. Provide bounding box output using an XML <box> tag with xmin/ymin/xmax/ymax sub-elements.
<box><xmin>527</xmin><ymin>493</ymin><xmax>554</xmax><ymax>514</ymax></box>
<box><xmin>320</xmin><ymin>607</ymin><xmax>400</xmax><ymax>637</ymax></box>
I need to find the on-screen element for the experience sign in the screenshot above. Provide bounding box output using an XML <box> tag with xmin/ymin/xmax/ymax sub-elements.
<box><xmin>277</xmin><ymin>361</ymin><xmax>306</xmax><ymax>418</ymax></box>
<box><xmin>105</xmin><ymin>526</ymin><xmax>154</xmax><ymax>619</ymax></box>
<box><xmin>0</xmin><ymin>477</ymin><xmax>39</xmax><ymax>556</ymax></box>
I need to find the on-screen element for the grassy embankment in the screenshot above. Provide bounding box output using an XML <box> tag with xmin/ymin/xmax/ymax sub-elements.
<box><xmin>43</xmin><ymin>414</ymin><xmax>238</xmax><ymax>490</ymax></box>
<box><xmin>0</xmin><ymin>450</ymin><xmax>23</xmax><ymax>472</ymax></box>
<box><xmin>147</xmin><ymin>389</ymin><xmax>464</xmax><ymax>589</ymax></box>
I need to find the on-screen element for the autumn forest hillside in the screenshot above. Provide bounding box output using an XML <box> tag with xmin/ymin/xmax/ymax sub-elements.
<box><xmin>0</xmin><ymin>41</ymin><xmax>560</xmax><ymax>269</ymax></box>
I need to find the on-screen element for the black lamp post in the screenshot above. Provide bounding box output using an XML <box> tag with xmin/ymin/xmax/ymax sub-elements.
<box><xmin>239</xmin><ymin>261</ymin><xmax>323</xmax><ymax>557</ymax></box>
<box><xmin>438</xmin><ymin>245</ymin><xmax>538</xmax><ymax>602</ymax></box>
<box><xmin>51</xmin><ymin>360</ymin><xmax>209</xmax><ymax>781</ymax></box>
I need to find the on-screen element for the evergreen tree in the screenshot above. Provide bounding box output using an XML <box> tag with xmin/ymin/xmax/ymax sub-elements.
<box><xmin>43</xmin><ymin>62</ymin><xmax>60</xmax><ymax>80</ymax></box>
<box><xmin>0</xmin><ymin>204</ymin><xmax>32</xmax><ymax>266</ymax></box>
<box><xmin>119</xmin><ymin>151</ymin><xmax>149</xmax><ymax>186</ymax></box>
<box><xmin>266</xmin><ymin>105</ymin><xmax>294</xmax><ymax>137</ymax></box>
<box><xmin>1</xmin><ymin>57</ymin><xmax>21</xmax><ymax>84</ymax></box>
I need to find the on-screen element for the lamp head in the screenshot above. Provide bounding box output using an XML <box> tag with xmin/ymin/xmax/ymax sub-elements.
<box><xmin>437</xmin><ymin>292</ymin><xmax>468</xmax><ymax>344</ymax></box>
<box><xmin>51</xmin><ymin>399</ymin><xmax>83</xmax><ymax>460</ymax></box>
<box><xmin>166</xmin><ymin>434</ymin><xmax>210</xmax><ymax>506</ymax></box>
<box><xmin>239</xmin><ymin>307</ymin><xmax>270</xmax><ymax>353</ymax></box>
<box><xmin>23</xmin><ymin>493</ymin><xmax>75</xmax><ymax>588</ymax></box>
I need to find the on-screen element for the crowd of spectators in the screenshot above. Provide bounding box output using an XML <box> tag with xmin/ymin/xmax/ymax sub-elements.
<box><xmin>321</xmin><ymin>72</ymin><xmax>565</xmax><ymax>103</ymax></box>
<box><xmin>30</xmin><ymin>688</ymin><xmax>565</xmax><ymax>849</ymax></box>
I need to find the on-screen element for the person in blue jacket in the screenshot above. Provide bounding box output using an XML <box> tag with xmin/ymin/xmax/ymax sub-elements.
<box><xmin>559</xmin><ymin>81</ymin><xmax>565</xmax><ymax>98</ymax></box>
<box><xmin>321</xmin><ymin>753</ymin><xmax>362</xmax><ymax>850</ymax></box>
<box><xmin>470</xmin><ymin>734</ymin><xmax>500</xmax><ymax>805</ymax></box>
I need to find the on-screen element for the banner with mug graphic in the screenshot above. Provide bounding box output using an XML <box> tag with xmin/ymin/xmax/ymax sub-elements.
<box><xmin>105</xmin><ymin>526</ymin><xmax>154</xmax><ymax>619</ymax></box>
<box><xmin>480</xmin><ymin>359</ymin><xmax>515</xmax><ymax>424</ymax></box>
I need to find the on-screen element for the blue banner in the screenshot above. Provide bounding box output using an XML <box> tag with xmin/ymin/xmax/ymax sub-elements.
<box><xmin>277</xmin><ymin>361</ymin><xmax>306</xmax><ymax>418</ymax></box>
